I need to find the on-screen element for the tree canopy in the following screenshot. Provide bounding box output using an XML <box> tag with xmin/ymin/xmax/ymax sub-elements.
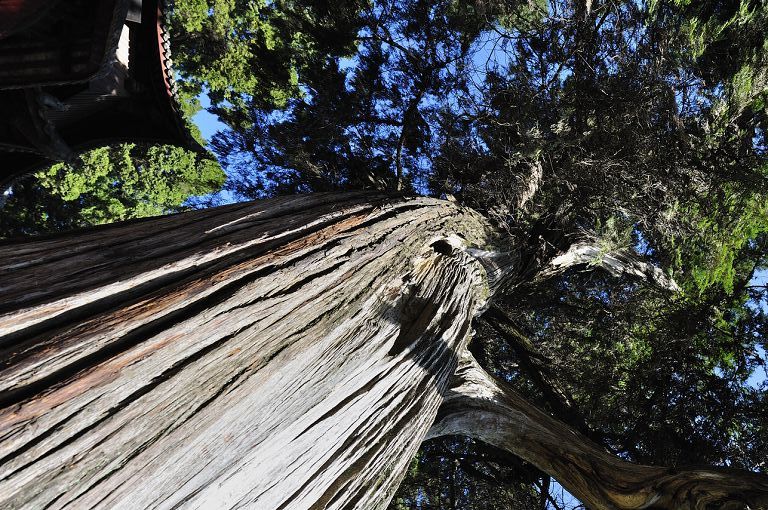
<box><xmin>0</xmin><ymin>144</ymin><xmax>225</xmax><ymax>238</ymax></box>
<box><xmin>4</xmin><ymin>0</ymin><xmax>768</xmax><ymax>507</ymax></box>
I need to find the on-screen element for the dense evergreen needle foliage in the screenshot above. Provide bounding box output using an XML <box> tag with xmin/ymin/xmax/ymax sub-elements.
<box><xmin>0</xmin><ymin>144</ymin><xmax>225</xmax><ymax>238</ymax></box>
<box><xmin>3</xmin><ymin>0</ymin><xmax>768</xmax><ymax>507</ymax></box>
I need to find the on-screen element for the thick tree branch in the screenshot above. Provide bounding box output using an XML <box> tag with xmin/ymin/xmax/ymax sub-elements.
<box><xmin>539</xmin><ymin>242</ymin><xmax>680</xmax><ymax>292</ymax></box>
<box><xmin>427</xmin><ymin>351</ymin><xmax>768</xmax><ymax>510</ymax></box>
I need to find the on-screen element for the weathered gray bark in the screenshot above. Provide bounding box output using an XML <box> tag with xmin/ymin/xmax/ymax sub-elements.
<box><xmin>0</xmin><ymin>192</ymin><xmax>495</xmax><ymax>509</ymax></box>
<box><xmin>428</xmin><ymin>351</ymin><xmax>768</xmax><ymax>510</ymax></box>
<box><xmin>1</xmin><ymin>191</ymin><xmax>766</xmax><ymax>510</ymax></box>
<box><xmin>539</xmin><ymin>241</ymin><xmax>680</xmax><ymax>292</ymax></box>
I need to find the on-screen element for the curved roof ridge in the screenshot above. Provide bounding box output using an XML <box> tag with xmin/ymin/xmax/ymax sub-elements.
<box><xmin>157</xmin><ymin>0</ymin><xmax>210</xmax><ymax>155</ymax></box>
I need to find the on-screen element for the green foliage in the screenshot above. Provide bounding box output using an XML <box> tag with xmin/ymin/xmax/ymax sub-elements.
<box><xmin>176</xmin><ymin>89</ymin><xmax>207</xmax><ymax>145</ymax></box>
<box><xmin>170</xmin><ymin>0</ymin><xmax>365</xmax><ymax>116</ymax></box>
<box><xmin>0</xmin><ymin>144</ymin><xmax>225</xmax><ymax>237</ymax></box>
<box><xmin>651</xmin><ymin>145</ymin><xmax>768</xmax><ymax>297</ymax></box>
<box><xmin>659</xmin><ymin>0</ymin><xmax>768</xmax><ymax>115</ymax></box>
<box><xmin>172</xmin><ymin>0</ymin><xmax>283</xmax><ymax>106</ymax></box>
<box><xmin>678</xmin><ymin>191</ymin><xmax>768</xmax><ymax>295</ymax></box>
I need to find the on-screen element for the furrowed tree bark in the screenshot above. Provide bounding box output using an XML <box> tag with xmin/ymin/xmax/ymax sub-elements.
<box><xmin>427</xmin><ymin>351</ymin><xmax>768</xmax><ymax>510</ymax></box>
<box><xmin>0</xmin><ymin>192</ymin><xmax>498</xmax><ymax>509</ymax></box>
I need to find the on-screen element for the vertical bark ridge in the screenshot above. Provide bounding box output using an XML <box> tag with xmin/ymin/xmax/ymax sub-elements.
<box><xmin>0</xmin><ymin>193</ymin><xmax>496</xmax><ymax>509</ymax></box>
<box><xmin>427</xmin><ymin>351</ymin><xmax>768</xmax><ymax>510</ymax></box>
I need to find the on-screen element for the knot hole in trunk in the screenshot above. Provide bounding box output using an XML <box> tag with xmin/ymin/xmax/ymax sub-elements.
<box><xmin>430</xmin><ymin>239</ymin><xmax>454</xmax><ymax>256</ymax></box>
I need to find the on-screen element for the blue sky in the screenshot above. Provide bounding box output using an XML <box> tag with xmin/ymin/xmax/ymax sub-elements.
<box><xmin>194</xmin><ymin>93</ymin><xmax>226</xmax><ymax>145</ymax></box>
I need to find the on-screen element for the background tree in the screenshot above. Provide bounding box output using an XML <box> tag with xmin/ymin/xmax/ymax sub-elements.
<box><xmin>0</xmin><ymin>144</ymin><xmax>225</xmax><ymax>238</ymax></box>
<box><xmin>169</xmin><ymin>0</ymin><xmax>366</xmax><ymax>117</ymax></box>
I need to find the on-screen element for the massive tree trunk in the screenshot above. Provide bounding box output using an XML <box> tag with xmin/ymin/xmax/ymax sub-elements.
<box><xmin>0</xmin><ymin>192</ymin><xmax>766</xmax><ymax>509</ymax></box>
<box><xmin>0</xmin><ymin>192</ymin><xmax>495</xmax><ymax>509</ymax></box>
